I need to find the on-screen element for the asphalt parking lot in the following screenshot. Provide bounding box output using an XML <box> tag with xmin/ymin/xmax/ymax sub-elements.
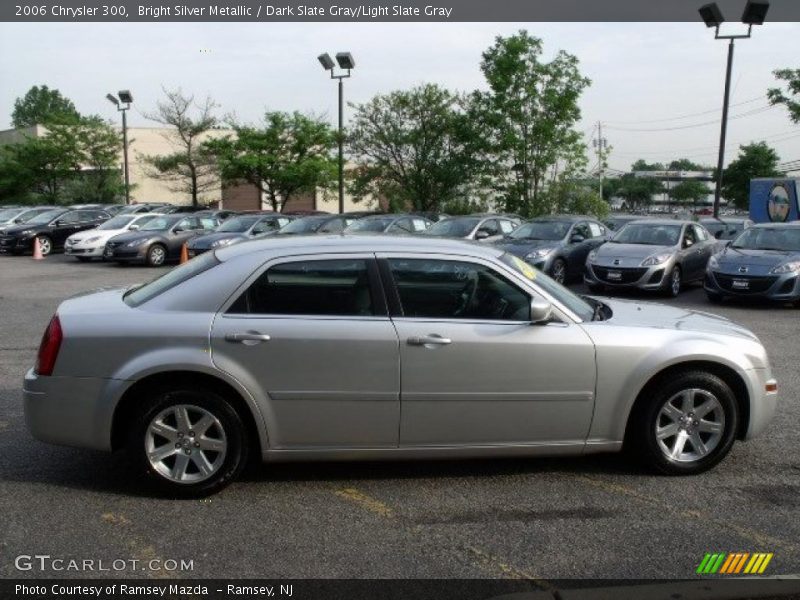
<box><xmin>0</xmin><ymin>254</ymin><xmax>798</xmax><ymax>582</ymax></box>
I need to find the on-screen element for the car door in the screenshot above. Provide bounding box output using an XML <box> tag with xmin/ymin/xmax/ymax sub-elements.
<box><xmin>168</xmin><ymin>217</ymin><xmax>202</xmax><ymax>258</ymax></box>
<box><xmin>50</xmin><ymin>211</ymin><xmax>84</xmax><ymax>246</ymax></box>
<box><xmin>692</xmin><ymin>224</ymin><xmax>715</xmax><ymax>276</ymax></box>
<box><xmin>679</xmin><ymin>224</ymin><xmax>703</xmax><ymax>280</ymax></box>
<box><xmin>474</xmin><ymin>219</ymin><xmax>502</xmax><ymax>242</ymax></box>
<box><xmin>380</xmin><ymin>254</ymin><xmax>596</xmax><ymax>447</ymax></box>
<box><xmin>210</xmin><ymin>255</ymin><xmax>400</xmax><ymax>449</ymax></box>
<box><xmin>564</xmin><ymin>222</ymin><xmax>595</xmax><ymax>278</ymax></box>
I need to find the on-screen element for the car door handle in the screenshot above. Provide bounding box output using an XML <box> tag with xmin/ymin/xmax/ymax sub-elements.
<box><xmin>225</xmin><ymin>332</ymin><xmax>271</xmax><ymax>343</ymax></box>
<box><xmin>407</xmin><ymin>335</ymin><xmax>452</xmax><ymax>346</ymax></box>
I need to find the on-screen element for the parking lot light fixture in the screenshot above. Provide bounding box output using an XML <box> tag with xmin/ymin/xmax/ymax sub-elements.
<box><xmin>106</xmin><ymin>90</ymin><xmax>134</xmax><ymax>205</ymax></box>
<box><xmin>318</xmin><ymin>51</ymin><xmax>355</xmax><ymax>215</ymax></box>
<box><xmin>699</xmin><ymin>1</ymin><xmax>769</xmax><ymax>219</ymax></box>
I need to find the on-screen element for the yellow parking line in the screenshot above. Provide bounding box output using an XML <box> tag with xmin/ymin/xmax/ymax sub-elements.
<box><xmin>100</xmin><ymin>512</ymin><xmax>174</xmax><ymax>580</ymax></box>
<box><xmin>334</xmin><ymin>487</ymin><xmax>394</xmax><ymax>518</ymax></box>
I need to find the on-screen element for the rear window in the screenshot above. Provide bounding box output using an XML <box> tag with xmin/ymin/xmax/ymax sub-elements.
<box><xmin>123</xmin><ymin>252</ymin><xmax>220</xmax><ymax>307</ymax></box>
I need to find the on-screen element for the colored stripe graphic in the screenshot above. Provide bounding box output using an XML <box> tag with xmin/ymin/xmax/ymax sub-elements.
<box><xmin>697</xmin><ymin>554</ymin><xmax>713</xmax><ymax>574</ymax></box>
<box><xmin>733</xmin><ymin>553</ymin><xmax>750</xmax><ymax>574</ymax></box>
<box><xmin>711</xmin><ymin>553</ymin><xmax>726</xmax><ymax>573</ymax></box>
<box><xmin>698</xmin><ymin>552</ymin><xmax>772</xmax><ymax>575</ymax></box>
<box><xmin>720</xmin><ymin>554</ymin><xmax>736</xmax><ymax>574</ymax></box>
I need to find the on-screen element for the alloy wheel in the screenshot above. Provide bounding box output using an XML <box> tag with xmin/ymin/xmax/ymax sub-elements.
<box><xmin>670</xmin><ymin>268</ymin><xmax>681</xmax><ymax>296</ymax></box>
<box><xmin>37</xmin><ymin>237</ymin><xmax>52</xmax><ymax>256</ymax></box>
<box><xmin>551</xmin><ymin>260</ymin><xmax>566</xmax><ymax>285</ymax></box>
<box><xmin>149</xmin><ymin>245</ymin><xmax>166</xmax><ymax>266</ymax></box>
<box><xmin>145</xmin><ymin>404</ymin><xmax>227</xmax><ymax>484</ymax></box>
<box><xmin>654</xmin><ymin>388</ymin><xmax>725</xmax><ymax>463</ymax></box>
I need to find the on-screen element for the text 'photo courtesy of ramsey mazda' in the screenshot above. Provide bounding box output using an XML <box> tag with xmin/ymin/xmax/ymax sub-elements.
<box><xmin>23</xmin><ymin>236</ymin><xmax>777</xmax><ymax>496</ymax></box>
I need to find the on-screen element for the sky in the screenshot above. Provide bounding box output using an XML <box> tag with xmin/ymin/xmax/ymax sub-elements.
<box><xmin>0</xmin><ymin>21</ymin><xmax>798</xmax><ymax>174</ymax></box>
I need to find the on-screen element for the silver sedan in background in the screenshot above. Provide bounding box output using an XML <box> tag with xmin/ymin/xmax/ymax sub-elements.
<box><xmin>24</xmin><ymin>236</ymin><xmax>776</xmax><ymax>496</ymax></box>
<box><xmin>584</xmin><ymin>220</ymin><xmax>716</xmax><ymax>297</ymax></box>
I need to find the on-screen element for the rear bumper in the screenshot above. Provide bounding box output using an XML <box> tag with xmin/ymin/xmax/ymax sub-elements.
<box><xmin>23</xmin><ymin>368</ymin><xmax>123</xmax><ymax>451</ymax></box>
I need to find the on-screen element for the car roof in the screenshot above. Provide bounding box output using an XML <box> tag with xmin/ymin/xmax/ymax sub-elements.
<box><xmin>750</xmin><ymin>222</ymin><xmax>800</xmax><ymax>229</ymax></box>
<box><xmin>621</xmin><ymin>218</ymin><xmax>692</xmax><ymax>226</ymax></box>
<box><xmin>530</xmin><ymin>215</ymin><xmax>592</xmax><ymax>223</ymax></box>
<box><xmin>216</xmin><ymin>234</ymin><xmax>504</xmax><ymax>262</ymax></box>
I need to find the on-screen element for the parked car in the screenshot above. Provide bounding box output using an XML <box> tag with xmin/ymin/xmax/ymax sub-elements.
<box><xmin>0</xmin><ymin>206</ymin><xmax>58</xmax><ymax>233</ymax></box>
<box><xmin>158</xmin><ymin>205</ymin><xmax>212</xmax><ymax>214</ymax></box>
<box><xmin>420</xmin><ymin>215</ymin><xmax>517</xmax><ymax>243</ymax></box>
<box><xmin>0</xmin><ymin>208</ymin><xmax>110</xmax><ymax>256</ymax></box>
<box><xmin>186</xmin><ymin>213</ymin><xmax>294</xmax><ymax>257</ymax></box>
<box><xmin>493</xmin><ymin>216</ymin><xmax>609</xmax><ymax>284</ymax></box>
<box><xmin>585</xmin><ymin>220</ymin><xmax>715</xmax><ymax>297</ymax></box>
<box><xmin>257</xmin><ymin>214</ymin><xmax>356</xmax><ymax>237</ymax></box>
<box><xmin>102</xmin><ymin>205</ymin><xmax>127</xmax><ymax>216</ymax></box>
<box><xmin>699</xmin><ymin>217</ymin><xmax>753</xmax><ymax>241</ymax></box>
<box><xmin>344</xmin><ymin>214</ymin><xmax>432</xmax><ymax>235</ymax></box>
<box><xmin>65</xmin><ymin>213</ymin><xmax>159</xmax><ymax>262</ymax></box>
<box><xmin>117</xmin><ymin>203</ymin><xmax>170</xmax><ymax>215</ymax></box>
<box><xmin>104</xmin><ymin>214</ymin><xmax>219</xmax><ymax>266</ymax></box>
<box><xmin>195</xmin><ymin>209</ymin><xmax>239</xmax><ymax>222</ymax></box>
<box><xmin>23</xmin><ymin>235</ymin><xmax>777</xmax><ymax>496</ymax></box>
<box><xmin>411</xmin><ymin>211</ymin><xmax>449</xmax><ymax>223</ymax></box>
<box><xmin>472</xmin><ymin>212</ymin><xmax>524</xmax><ymax>225</ymax></box>
<box><xmin>704</xmin><ymin>222</ymin><xmax>800</xmax><ymax>304</ymax></box>
<box><xmin>604</xmin><ymin>214</ymin><xmax>642</xmax><ymax>231</ymax></box>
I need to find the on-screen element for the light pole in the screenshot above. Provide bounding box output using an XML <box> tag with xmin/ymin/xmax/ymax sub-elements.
<box><xmin>318</xmin><ymin>52</ymin><xmax>354</xmax><ymax>214</ymax></box>
<box><xmin>699</xmin><ymin>1</ymin><xmax>769</xmax><ymax>218</ymax></box>
<box><xmin>106</xmin><ymin>90</ymin><xmax>134</xmax><ymax>205</ymax></box>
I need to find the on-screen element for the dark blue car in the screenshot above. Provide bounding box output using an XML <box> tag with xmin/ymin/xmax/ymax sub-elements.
<box><xmin>704</xmin><ymin>222</ymin><xmax>800</xmax><ymax>304</ymax></box>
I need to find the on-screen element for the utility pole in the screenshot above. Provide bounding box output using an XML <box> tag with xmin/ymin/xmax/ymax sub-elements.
<box><xmin>593</xmin><ymin>121</ymin><xmax>608</xmax><ymax>200</ymax></box>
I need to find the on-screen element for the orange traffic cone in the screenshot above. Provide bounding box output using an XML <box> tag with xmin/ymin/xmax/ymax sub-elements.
<box><xmin>179</xmin><ymin>242</ymin><xmax>188</xmax><ymax>264</ymax></box>
<box><xmin>32</xmin><ymin>237</ymin><xmax>44</xmax><ymax>260</ymax></box>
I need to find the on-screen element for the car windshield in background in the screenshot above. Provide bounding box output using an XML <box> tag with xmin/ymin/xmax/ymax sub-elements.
<box><xmin>216</xmin><ymin>216</ymin><xmax>260</xmax><ymax>233</ymax></box>
<box><xmin>347</xmin><ymin>218</ymin><xmax>393</xmax><ymax>232</ymax></box>
<box><xmin>500</xmin><ymin>253</ymin><xmax>594</xmax><ymax>322</ymax></box>
<box><xmin>26</xmin><ymin>209</ymin><xmax>66</xmax><ymax>225</ymax></box>
<box><xmin>613</xmin><ymin>223</ymin><xmax>681</xmax><ymax>246</ymax></box>
<box><xmin>731</xmin><ymin>227</ymin><xmax>800</xmax><ymax>251</ymax></box>
<box><xmin>424</xmin><ymin>217</ymin><xmax>481</xmax><ymax>237</ymax></box>
<box><xmin>97</xmin><ymin>215</ymin><xmax>136</xmax><ymax>230</ymax></box>
<box><xmin>0</xmin><ymin>208</ymin><xmax>20</xmax><ymax>220</ymax></box>
<box><xmin>124</xmin><ymin>252</ymin><xmax>220</xmax><ymax>307</ymax></box>
<box><xmin>279</xmin><ymin>218</ymin><xmax>326</xmax><ymax>234</ymax></box>
<box><xmin>139</xmin><ymin>216</ymin><xmax>179</xmax><ymax>231</ymax></box>
<box><xmin>509</xmin><ymin>221</ymin><xmax>570</xmax><ymax>241</ymax></box>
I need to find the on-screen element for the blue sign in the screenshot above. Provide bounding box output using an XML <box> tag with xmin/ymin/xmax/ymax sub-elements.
<box><xmin>749</xmin><ymin>179</ymin><xmax>800</xmax><ymax>223</ymax></box>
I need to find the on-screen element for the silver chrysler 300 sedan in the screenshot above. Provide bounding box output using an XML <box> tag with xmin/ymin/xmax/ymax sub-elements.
<box><xmin>24</xmin><ymin>236</ymin><xmax>777</xmax><ymax>496</ymax></box>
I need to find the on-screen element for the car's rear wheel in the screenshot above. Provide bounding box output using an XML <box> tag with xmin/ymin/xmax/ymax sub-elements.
<box><xmin>37</xmin><ymin>235</ymin><xmax>53</xmax><ymax>256</ymax></box>
<box><xmin>146</xmin><ymin>244</ymin><xmax>167</xmax><ymax>267</ymax></box>
<box><xmin>664</xmin><ymin>265</ymin><xmax>682</xmax><ymax>297</ymax></box>
<box><xmin>550</xmin><ymin>258</ymin><xmax>567</xmax><ymax>285</ymax></box>
<box><xmin>627</xmin><ymin>370</ymin><xmax>738</xmax><ymax>475</ymax></box>
<box><xmin>129</xmin><ymin>388</ymin><xmax>248</xmax><ymax>497</ymax></box>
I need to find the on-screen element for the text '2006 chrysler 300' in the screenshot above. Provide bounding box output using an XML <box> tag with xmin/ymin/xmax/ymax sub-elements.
<box><xmin>24</xmin><ymin>236</ymin><xmax>777</xmax><ymax>496</ymax></box>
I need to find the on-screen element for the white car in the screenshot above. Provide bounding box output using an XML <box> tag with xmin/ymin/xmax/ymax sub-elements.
<box><xmin>65</xmin><ymin>213</ymin><xmax>159</xmax><ymax>261</ymax></box>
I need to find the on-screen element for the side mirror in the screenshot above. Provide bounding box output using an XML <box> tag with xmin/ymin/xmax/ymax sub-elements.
<box><xmin>570</xmin><ymin>234</ymin><xmax>585</xmax><ymax>244</ymax></box>
<box><xmin>173</xmin><ymin>227</ymin><xmax>184</xmax><ymax>233</ymax></box>
<box><xmin>683</xmin><ymin>238</ymin><xmax>694</xmax><ymax>248</ymax></box>
<box><xmin>475</xmin><ymin>229</ymin><xmax>491</xmax><ymax>240</ymax></box>
<box><xmin>129</xmin><ymin>224</ymin><xmax>140</xmax><ymax>231</ymax></box>
<box><xmin>530</xmin><ymin>300</ymin><xmax>553</xmax><ymax>324</ymax></box>
<box><xmin>714</xmin><ymin>230</ymin><xmax>723</xmax><ymax>239</ymax></box>
<box><xmin>55</xmin><ymin>220</ymin><xmax>65</xmax><ymax>227</ymax></box>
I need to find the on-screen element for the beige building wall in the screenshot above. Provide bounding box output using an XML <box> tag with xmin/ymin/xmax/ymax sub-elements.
<box><xmin>0</xmin><ymin>125</ymin><xmax>49</xmax><ymax>146</ymax></box>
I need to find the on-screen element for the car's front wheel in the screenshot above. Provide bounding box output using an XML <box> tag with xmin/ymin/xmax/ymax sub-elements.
<box><xmin>37</xmin><ymin>235</ymin><xmax>53</xmax><ymax>256</ymax></box>
<box><xmin>664</xmin><ymin>265</ymin><xmax>682</xmax><ymax>297</ymax></box>
<box><xmin>129</xmin><ymin>388</ymin><xmax>248</xmax><ymax>496</ymax></box>
<box><xmin>550</xmin><ymin>258</ymin><xmax>567</xmax><ymax>285</ymax></box>
<box><xmin>145</xmin><ymin>243</ymin><xmax>167</xmax><ymax>267</ymax></box>
<box><xmin>627</xmin><ymin>370</ymin><xmax>738</xmax><ymax>475</ymax></box>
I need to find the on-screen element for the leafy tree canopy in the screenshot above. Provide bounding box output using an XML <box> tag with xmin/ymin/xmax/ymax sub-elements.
<box><xmin>12</xmin><ymin>85</ymin><xmax>81</xmax><ymax>128</ymax></box>
<box><xmin>722</xmin><ymin>142</ymin><xmax>781</xmax><ymax>210</ymax></box>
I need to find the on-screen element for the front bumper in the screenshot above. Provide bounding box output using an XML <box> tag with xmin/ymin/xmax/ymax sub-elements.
<box><xmin>705</xmin><ymin>269</ymin><xmax>800</xmax><ymax>301</ymax></box>
<box><xmin>104</xmin><ymin>243</ymin><xmax>148</xmax><ymax>263</ymax></box>
<box><xmin>186</xmin><ymin>247</ymin><xmax>210</xmax><ymax>258</ymax></box>
<box><xmin>65</xmin><ymin>244</ymin><xmax>105</xmax><ymax>257</ymax></box>
<box><xmin>584</xmin><ymin>262</ymin><xmax>669</xmax><ymax>291</ymax></box>
<box><xmin>0</xmin><ymin>235</ymin><xmax>33</xmax><ymax>253</ymax></box>
<box><xmin>23</xmin><ymin>368</ymin><xmax>124</xmax><ymax>451</ymax></box>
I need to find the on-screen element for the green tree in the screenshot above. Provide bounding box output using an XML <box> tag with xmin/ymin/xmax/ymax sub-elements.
<box><xmin>141</xmin><ymin>88</ymin><xmax>219</xmax><ymax>206</ymax></box>
<box><xmin>12</xmin><ymin>85</ymin><xmax>80</xmax><ymax>128</ymax></box>
<box><xmin>768</xmin><ymin>68</ymin><xmax>800</xmax><ymax>124</ymax></box>
<box><xmin>62</xmin><ymin>116</ymin><xmax>125</xmax><ymax>204</ymax></box>
<box><xmin>668</xmin><ymin>180</ymin><xmax>710</xmax><ymax>209</ymax></box>
<box><xmin>631</xmin><ymin>159</ymin><xmax>664</xmax><ymax>172</ymax></box>
<box><xmin>348</xmin><ymin>83</ymin><xmax>486</xmax><ymax>212</ymax></box>
<box><xmin>667</xmin><ymin>159</ymin><xmax>709</xmax><ymax>172</ymax></box>
<box><xmin>546</xmin><ymin>180</ymin><xmax>609</xmax><ymax>219</ymax></box>
<box><xmin>606</xmin><ymin>174</ymin><xmax>664</xmax><ymax>210</ymax></box>
<box><xmin>721</xmin><ymin>142</ymin><xmax>781</xmax><ymax>210</ymax></box>
<box><xmin>478</xmin><ymin>31</ymin><xmax>591</xmax><ymax>216</ymax></box>
<box><xmin>206</xmin><ymin>112</ymin><xmax>337</xmax><ymax>212</ymax></box>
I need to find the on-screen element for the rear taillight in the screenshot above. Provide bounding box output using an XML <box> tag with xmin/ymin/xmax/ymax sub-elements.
<box><xmin>35</xmin><ymin>314</ymin><xmax>62</xmax><ymax>376</ymax></box>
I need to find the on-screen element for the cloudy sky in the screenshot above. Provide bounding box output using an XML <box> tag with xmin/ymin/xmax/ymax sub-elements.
<box><xmin>1</xmin><ymin>21</ymin><xmax>798</xmax><ymax>173</ymax></box>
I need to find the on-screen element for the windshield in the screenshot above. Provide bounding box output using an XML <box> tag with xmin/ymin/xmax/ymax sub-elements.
<box><xmin>139</xmin><ymin>216</ymin><xmax>178</xmax><ymax>231</ymax></box>
<box><xmin>346</xmin><ymin>218</ymin><xmax>393</xmax><ymax>232</ymax></box>
<box><xmin>97</xmin><ymin>215</ymin><xmax>136</xmax><ymax>230</ymax></box>
<box><xmin>509</xmin><ymin>221</ymin><xmax>570</xmax><ymax>241</ymax></box>
<box><xmin>217</xmin><ymin>215</ymin><xmax>260</xmax><ymax>233</ymax></box>
<box><xmin>0</xmin><ymin>208</ymin><xmax>22</xmax><ymax>221</ymax></box>
<box><xmin>26</xmin><ymin>209</ymin><xmax>66</xmax><ymax>225</ymax></box>
<box><xmin>500</xmin><ymin>253</ymin><xmax>594</xmax><ymax>321</ymax></box>
<box><xmin>613</xmin><ymin>223</ymin><xmax>681</xmax><ymax>246</ymax></box>
<box><xmin>280</xmin><ymin>217</ymin><xmax>325</xmax><ymax>234</ymax></box>
<box><xmin>731</xmin><ymin>227</ymin><xmax>800</xmax><ymax>252</ymax></box>
<box><xmin>424</xmin><ymin>217</ymin><xmax>481</xmax><ymax>237</ymax></box>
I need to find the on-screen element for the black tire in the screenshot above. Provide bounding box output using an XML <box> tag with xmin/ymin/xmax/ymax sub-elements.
<box><xmin>664</xmin><ymin>265</ymin><xmax>682</xmax><ymax>297</ymax></box>
<box><xmin>128</xmin><ymin>387</ymin><xmax>248</xmax><ymax>497</ymax></box>
<box><xmin>37</xmin><ymin>235</ymin><xmax>53</xmax><ymax>256</ymax></box>
<box><xmin>587</xmin><ymin>283</ymin><xmax>604</xmax><ymax>293</ymax></box>
<box><xmin>550</xmin><ymin>258</ymin><xmax>567</xmax><ymax>285</ymax></box>
<box><xmin>145</xmin><ymin>243</ymin><xmax>167</xmax><ymax>267</ymax></box>
<box><xmin>626</xmin><ymin>370</ymin><xmax>738</xmax><ymax>475</ymax></box>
